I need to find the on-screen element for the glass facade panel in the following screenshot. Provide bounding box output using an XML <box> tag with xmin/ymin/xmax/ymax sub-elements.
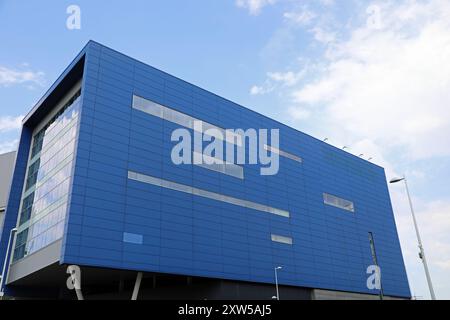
<box><xmin>264</xmin><ymin>144</ymin><xmax>302</xmax><ymax>163</ymax></box>
<box><xmin>133</xmin><ymin>95</ymin><xmax>303</xmax><ymax>177</ymax></box>
<box><xmin>195</xmin><ymin>152</ymin><xmax>244</xmax><ymax>179</ymax></box>
<box><xmin>323</xmin><ymin>193</ymin><xmax>355</xmax><ymax>213</ymax></box>
<box><xmin>123</xmin><ymin>232</ymin><xmax>144</xmax><ymax>245</ymax></box>
<box><xmin>133</xmin><ymin>96</ymin><xmax>302</xmax><ymax>164</ymax></box>
<box><xmin>132</xmin><ymin>95</ymin><xmax>243</xmax><ymax>146</ymax></box>
<box><xmin>13</xmin><ymin>90</ymin><xmax>81</xmax><ymax>261</ymax></box>
<box><xmin>133</xmin><ymin>95</ymin><xmax>245</xmax><ymax>179</ymax></box>
<box><xmin>132</xmin><ymin>95</ymin><xmax>163</xmax><ymax>118</ymax></box>
<box><xmin>271</xmin><ymin>234</ymin><xmax>293</xmax><ymax>245</ymax></box>
<box><xmin>128</xmin><ymin>171</ymin><xmax>290</xmax><ymax>218</ymax></box>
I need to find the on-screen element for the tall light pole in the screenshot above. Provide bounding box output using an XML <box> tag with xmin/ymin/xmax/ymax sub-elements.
<box><xmin>390</xmin><ymin>176</ymin><xmax>436</xmax><ymax>300</ymax></box>
<box><xmin>0</xmin><ymin>228</ymin><xmax>17</xmax><ymax>298</ymax></box>
<box><xmin>274</xmin><ymin>266</ymin><xmax>282</xmax><ymax>301</ymax></box>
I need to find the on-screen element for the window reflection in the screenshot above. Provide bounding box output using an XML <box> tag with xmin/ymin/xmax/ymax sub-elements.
<box><xmin>271</xmin><ymin>234</ymin><xmax>293</xmax><ymax>245</ymax></box>
<box><xmin>128</xmin><ymin>170</ymin><xmax>290</xmax><ymax>218</ymax></box>
<box><xmin>13</xmin><ymin>90</ymin><xmax>81</xmax><ymax>261</ymax></box>
<box><xmin>323</xmin><ymin>193</ymin><xmax>355</xmax><ymax>213</ymax></box>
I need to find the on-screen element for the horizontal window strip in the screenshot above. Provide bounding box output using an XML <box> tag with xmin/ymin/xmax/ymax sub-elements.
<box><xmin>128</xmin><ymin>171</ymin><xmax>289</xmax><ymax>218</ymax></box>
<box><xmin>323</xmin><ymin>193</ymin><xmax>355</xmax><ymax>213</ymax></box>
<box><xmin>264</xmin><ymin>144</ymin><xmax>302</xmax><ymax>163</ymax></box>
<box><xmin>132</xmin><ymin>95</ymin><xmax>242</xmax><ymax>146</ymax></box>
<box><xmin>194</xmin><ymin>152</ymin><xmax>244</xmax><ymax>180</ymax></box>
<box><xmin>132</xmin><ymin>95</ymin><xmax>301</xmax><ymax>165</ymax></box>
<box><xmin>271</xmin><ymin>234</ymin><xmax>293</xmax><ymax>245</ymax></box>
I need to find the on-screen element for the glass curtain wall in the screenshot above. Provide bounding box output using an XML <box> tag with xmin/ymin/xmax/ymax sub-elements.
<box><xmin>13</xmin><ymin>90</ymin><xmax>81</xmax><ymax>261</ymax></box>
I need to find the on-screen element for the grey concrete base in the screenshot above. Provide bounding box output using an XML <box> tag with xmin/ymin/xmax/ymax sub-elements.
<box><xmin>312</xmin><ymin>289</ymin><xmax>408</xmax><ymax>300</ymax></box>
<box><xmin>7</xmin><ymin>240</ymin><xmax>62</xmax><ymax>284</ymax></box>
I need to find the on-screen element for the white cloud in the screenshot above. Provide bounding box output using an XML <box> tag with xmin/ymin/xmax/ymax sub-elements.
<box><xmin>291</xmin><ymin>0</ymin><xmax>450</xmax><ymax>160</ymax></box>
<box><xmin>0</xmin><ymin>116</ymin><xmax>22</xmax><ymax>155</ymax></box>
<box><xmin>319</xmin><ymin>0</ymin><xmax>335</xmax><ymax>6</ymax></box>
<box><xmin>0</xmin><ymin>116</ymin><xmax>23</xmax><ymax>133</ymax></box>
<box><xmin>236</xmin><ymin>0</ymin><xmax>277</xmax><ymax>15</ymax></box>
<box><xmin>284</xmin><ymin>7</ymin><xmax>316</xmax><ymax>26</ymax></box>
<box><xmin>288</xmin><ymin>106</ymin><xmax>311</xmax><ymax>120</ymax></box>
<box><xmin>436</xmin><ymin>260</ymin><xmax>450</xmax><ymax>270</ymax></box>
<box><xmin>0</xmin><ymin>139</ymin><xmax>18</xmax><ymax>154</ymax></box>
<box><xmin>250</xmin><ymin>85</ymin><xmax>269</xmax><ymax>95</ymax></box>
<box><xmin>268</xmin><ymin>70</ymin><xmax>305</xmax><ymax>86</ymax></box>
<box><xmin>309</xmin><ymin>26</ymin><xmax>336</xmax><ymax>44</ymax></box>
<box><xmin>250</xmin><ymin>69</ymin><xmax>307</xmax><ymax>96</ymax></box>
<box><xmin>0</xmin><ymin>66</ymin><xmax>45</xmax><ymax>87</ymax></box>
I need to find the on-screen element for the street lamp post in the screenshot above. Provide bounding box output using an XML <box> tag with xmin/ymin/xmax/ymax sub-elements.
<box><xmin>390</xmin><ymin>176</ymin><xmax>436</xmax><ymax>300</ymax></box>
<box><xmin>0</xmin><ymin>228</ymin><xmax>18</xmax><ymax>298</ymax></box>
<box><xmin>274</xmin><ymin>266</ymin><xmax>282</xmax><ymax>301</ymax></box>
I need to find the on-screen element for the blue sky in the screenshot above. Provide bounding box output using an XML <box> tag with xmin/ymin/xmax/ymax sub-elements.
<box><xmin>1</xmin><ymin>0</ymin><xmax>449</xmax><ymax>299</ymax></box>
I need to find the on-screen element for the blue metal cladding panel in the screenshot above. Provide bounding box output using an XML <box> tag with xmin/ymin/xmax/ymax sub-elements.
<box><xmin>61</xmin><ymin>41</ymin><xmax>411</xmax><ymax>298</ymax></box>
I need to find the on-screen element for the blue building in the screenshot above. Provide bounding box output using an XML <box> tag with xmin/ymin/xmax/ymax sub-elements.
<box><xmin>0</xmin><ymin>41</ymin><xmax>410</xmax><ymax>300</ymax></box>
